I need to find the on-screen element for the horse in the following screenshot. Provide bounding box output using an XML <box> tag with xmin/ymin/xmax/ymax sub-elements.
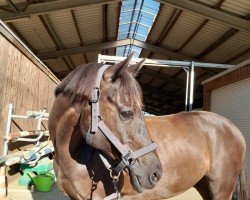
<box><xmin>48</xmin><ymin>54</ymin><xmax>163</xmax><ymax>200</ymax></box>
<box><xmin>49</xmin><ymin>55</ymin><xmax>248</xmax><ymax>200</ymax></box>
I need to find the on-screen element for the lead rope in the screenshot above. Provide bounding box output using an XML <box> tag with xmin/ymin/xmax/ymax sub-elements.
<box><xmin>100</xmin><ymin>154</ymin><xmax>121</xmax><ymax>200</ymax></box>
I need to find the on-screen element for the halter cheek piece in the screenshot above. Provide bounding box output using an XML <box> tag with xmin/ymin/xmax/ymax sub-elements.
<box><xmin>85</xmin><ymin>65</ymin><xmax>157</xmax><ymax>174</ymax></box>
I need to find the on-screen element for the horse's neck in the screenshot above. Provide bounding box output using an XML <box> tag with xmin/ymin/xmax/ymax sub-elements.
<box><xmin>145</xmin><ymin>115</ymin><xmax>172</xmax><ymax>141</ymax></box>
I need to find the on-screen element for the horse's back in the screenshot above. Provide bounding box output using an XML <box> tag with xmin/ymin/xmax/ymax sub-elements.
<box><xmin>144</xmin><ymin>111</ymin><xmax>246</xmax><ymax>199</ymax></box>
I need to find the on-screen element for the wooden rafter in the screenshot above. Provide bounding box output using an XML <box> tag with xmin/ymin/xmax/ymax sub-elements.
<box><xmin>156</xmin><ymin>8</ymin><xmax>182</xmax><ymax>44</ymax></box>
<box><xmin>225</xmin><ymin>48</ymin><xmax>250</xmax><ymax>64</ymax></box>
<box><xmin>178</xmin><ymin>19</ymin><xmax>209</xmax><ymax>52</ymax></box>
<box><xmin>0</xmin><ymin>0</ymin><xmax>122</xmax><ymax>22</ymax></box>
<box><xmin>7</xmin><ymin>22</ymin><xmax>36</xmax><ymax>53</ymax></box>
<box><xmin>5</xmin><ymin>0</ymin><xmax>18</xmax><ymax>13</ymax></box>
<box><xmin>71</xmin><ymin>10</ymin><xmax>88</xmax><ymax>64</ymax></box>
<box><xmin>22</xmin><ymin>0</ymin><xmax>34</xmax><ymax>12</ymax></box>
<box><xmin>39</xmin><ymin>14</ymin><xmax>74</xmax><ymax>70</ymax></box>
<box><xmin>157</xmin><ymin>0</ymin><xmax>250</xmax><ymax>32</ymax></box>
<box><xmin>196</xmin><ymin>28</ymin><xmax>239</xmax><ymax>59</ymax></box>
<box><xmin>172</xmin><ymin>0</ymin><xmax>229</xmax><ymax>78</ymax></box>
<box><xmin>178</xmin><ymin>0</ymin><xmax>226</xmax><ymax>53</ymax></box>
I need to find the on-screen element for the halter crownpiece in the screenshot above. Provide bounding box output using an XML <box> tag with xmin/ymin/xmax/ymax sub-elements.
<box><xmin>86</xmin><ymin>64</ymin><xmax>157</xmax><ymax>174</ymax></box>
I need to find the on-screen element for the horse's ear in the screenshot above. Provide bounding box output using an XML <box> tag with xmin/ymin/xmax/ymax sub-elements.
<box><xmin>127</xmin><ymin>58</ymin><xmax>146</xmax><ymax>76</ymax></box>
<box><xmin>104</xmin><ymin>53</ymin><xmax>133</xmax><ymax>82</ymax></box>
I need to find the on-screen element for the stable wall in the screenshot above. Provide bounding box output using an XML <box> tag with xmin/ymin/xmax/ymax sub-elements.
<box><xmin>0</xmin><ymin>21</ymin><xmax>59</xmax><ymax>153</ymax></box>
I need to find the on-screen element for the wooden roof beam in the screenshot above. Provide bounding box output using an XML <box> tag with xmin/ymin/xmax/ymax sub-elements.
<box><xmin>0</xmin><ymin>0</ymin><xmax>122</xmax><ymax>22</ymax></box>
<box><xmin>7</xmin><ymin>22</ymin><xmax>36</xmax><ymax>53</ymax></box>
<box><xmin>156</xmin><ymin>8</ymin><xmax>182</xmax><ymax>44</ymax></box>
<box><xmin>37</xmin><ymin>39</ymin><xmax>195</xmax><ymax>61</ymax></box>
<box><xmin>157</xmin><ymin>0</ymin><xmax>250</xmax><ymax>32</ymax></box>
<box><xmin>5</xmin><ymin>0</ymin><xmax>19</xmax><ymax>13</ymax></box>
<box><xmin>178</xmin><ymin>0</ymin><xmax>226</xmax><ymax>52</ymax></box>
<box><xmin>196</xmin><ymin>28</ymin><xmax>239</xmax><ymax>59</ymax></box>
<box><xmin>225</xmin><ymin>48</ymin><xmax>250</xmax><ymax>64</ymax></box>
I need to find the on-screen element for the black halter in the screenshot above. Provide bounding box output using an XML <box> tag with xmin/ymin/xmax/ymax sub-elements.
<box><xmin>85</xmin><ymin>65</ymin><xmax>157</xmax><ymax>173</ymax></box>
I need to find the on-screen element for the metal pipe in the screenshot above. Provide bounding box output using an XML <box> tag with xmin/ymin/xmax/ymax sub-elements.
<box><xmin>183</xmin><ymin>67</ymin><xmax>189</xmax><ymax>111</ymax></box>
<box><xmin>3</xmin><ymin>104</ymin><xmax>13</xmax><ymax>156</ymax></box>
<box><xmin>0</xmin><ymin>103</ymin><xmax>13</xmax><ymax>199</ymax></box>
<box><xmin>189</xmin><ymin>61</ymin><xmax>195</xmax><ymax>111</ymax></box>
<box><xmin>36</xmin><ymin>117</ymin><xmax>42</xmax><ymax>146</ymax></box>
<box><xmin>98</xmin><ymin>55</ymin><xmax>235</xmax><ymax>69</ymax></box>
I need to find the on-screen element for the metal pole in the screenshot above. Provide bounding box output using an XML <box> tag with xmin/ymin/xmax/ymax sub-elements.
<box><xmin>3</xmin><ymin>103</ymin><xmax>13</xmax><ymax>156</ymax></box>
<box><xmin>184</xmin><ymin>67</ymin><xmax>189</xmax><ymax>111</ymax></box>
<box><xmin>188</xmin><ymin>61</ymin><xmax>195</xmax><ymax>111</ymax></box>
<box><xmin>97</xmin><ymin>55</ymin><xmax>235</xmax><ymax>69</ymax></box>
<box><xmin>0</xmin><ymin>103</ymin><xmax>13</xmax><ymax>199</ymax></box>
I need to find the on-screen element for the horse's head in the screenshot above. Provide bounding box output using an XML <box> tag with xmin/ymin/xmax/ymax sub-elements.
<box><xmin>80</xmin><ymin>54</ymin><xmax>162</xmax><ymax>192</ymax></box>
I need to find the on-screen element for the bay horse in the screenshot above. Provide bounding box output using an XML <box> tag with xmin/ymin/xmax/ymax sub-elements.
<box><xmin>49</xmin><ymin>55</ymin><xmax>247</xmax><ymax>200</ymax></box>
<box><xmin>49</xmin><ymin>54</ymin><xmax>162</xmax><ymax>199</ymax></box>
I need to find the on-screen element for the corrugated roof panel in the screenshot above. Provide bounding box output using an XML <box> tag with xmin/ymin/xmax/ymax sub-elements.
<box><xmin>195</xmin><ymin>0</ymin><xmax>249</xmax><ymax>17</ymax></box>
<box><xmin>74</xmin><ymin>5</ymin><xmax>103</xmax><ymax>45</ymax></box>
<box><xmin>220</xmin><ymin>0</ymin><xmax>250</xmax><ymax>17</ymax></box>
<box><xmin>230</xmin><ymin>51</ymin><xmax>250</xmax><ymax>64</ymax></box>
<box><xmin>181</xmin><ymin>21</ymin><xmax>230</xmax><ymax>57</ymax></box>
<box><xmin>0</xmin><ymin>0</ymin><xmax>25</xmax><ymax>6</ymax></box>
<box><xmin>107</xmin><ymin>2</ymin><xmax>119</xmax><ymax>41</ymax></box>
<box><xmin>162</xmin><ymin>11</ymin><xmax>206</xmax><ymax>50</ymax></box>
<box><xmin>11</xmin><ymin>16</ymin><xmax>56</xmax><ymax>53</ymax></box>
<box><xmin>45</xmin><ymin>58</ymin><xmax>68</xmax><ymax>72</ymax></box>
<box><xmin>47</xmin><ymin>10</ymin><xmax>81</xmax><ymax>49</ymax></box>
<box><xmin>56</xmin><ymin>58</ymin><xmax>70</xmax><ymax>71</ymax></box>
<box><xmin>147</xmin><ymin>5</ymin><xmax>174</xmax><ymax>43</ymax></box>
<box><xmin>70</xmin><ymin>54</ymin><xmax>86</xmax><ymax>67</ymax></box>
<box><xmin>204</xmin><ymin>32</ymin><xmax>250</xmax><ymax>63</ymax></box>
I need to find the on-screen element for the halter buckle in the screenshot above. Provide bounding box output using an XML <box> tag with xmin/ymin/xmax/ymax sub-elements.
<box><xmin>90</xmin><ymin>87</ymin><xmax>99</xmax><ymax>103</ymax></box>
<box><xmin>123</xmin><ymin>152</ymin><xmax>135</xmax><ymax>166</ymax></box>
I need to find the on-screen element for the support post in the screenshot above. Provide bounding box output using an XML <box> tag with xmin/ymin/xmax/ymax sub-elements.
<box><xmin>184</xmin><ymin>67</ymin><xmax>189</xmax><ymax>111</ymax></box>
<box><xmin>0</xmin><ymin>103</ymin><xmax>13</xmax><ymax>199</ymax></box>
<box><xmin>188</xmin><ymin>61</ymin><xmax>195</xmax><ymax>111</ymax></box>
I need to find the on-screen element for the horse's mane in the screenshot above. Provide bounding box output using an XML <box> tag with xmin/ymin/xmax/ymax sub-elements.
<box><xmin>55</xmin><ymin>62</ymin><xmax>143</xmax><ymax>106</ymax></box>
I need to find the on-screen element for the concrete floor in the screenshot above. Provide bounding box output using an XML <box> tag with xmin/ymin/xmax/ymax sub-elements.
<box><xmin>7</xmin><ymin>184</ymin><xmax>202</xmax><ymax>200</ymax></box>
<box><xmin>8</xmin><ymin>184</ymin><xmax>70</xmax><ymax>200</ymax></box>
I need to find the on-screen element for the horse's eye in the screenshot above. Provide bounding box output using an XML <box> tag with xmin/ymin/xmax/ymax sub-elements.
<box><xmin>121</xmin><ymin>110</ymin><xmax>133</xmax><ymax>119</ymax></box>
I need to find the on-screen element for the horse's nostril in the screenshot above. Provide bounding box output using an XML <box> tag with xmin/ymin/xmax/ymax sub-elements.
<box><xmin>149</xmin><ymin>170</ymin><xmax>161</xmax><ymax>185</ymax></box>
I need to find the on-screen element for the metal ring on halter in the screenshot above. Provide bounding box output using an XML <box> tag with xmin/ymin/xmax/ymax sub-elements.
<box><xmin>109</xmin><ymin>169</ymin><xmax>121</xmax><ymax>180</ymax></box>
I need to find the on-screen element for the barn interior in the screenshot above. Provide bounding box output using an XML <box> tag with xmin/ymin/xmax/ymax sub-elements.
<box><xmin>0</xmin><ymin>0</ymin><xmax>249</xmax><ymax>115</ymax></box>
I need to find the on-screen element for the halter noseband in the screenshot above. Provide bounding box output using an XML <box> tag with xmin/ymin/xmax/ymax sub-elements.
<box><xmin>85</xmin><ymin>65</ymin><xmax>157</xmax><ymax>173</ymax></box>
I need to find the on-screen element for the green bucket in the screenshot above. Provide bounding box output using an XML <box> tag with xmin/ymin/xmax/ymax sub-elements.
<box><xmin>27</xmin><ymin>171</ymin><xmax>55</xmax><ymax>192</ymax></box>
